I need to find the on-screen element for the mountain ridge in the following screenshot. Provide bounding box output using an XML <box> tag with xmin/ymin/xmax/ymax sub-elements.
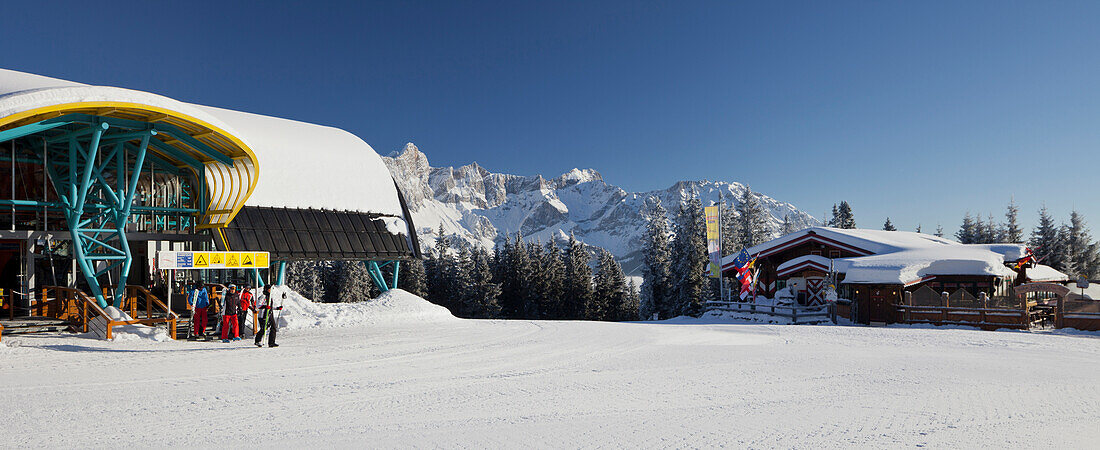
<box><xmin>383</xmin><ymin>143</ymin><xmax>820</xmax><ymax>273</ymax></box>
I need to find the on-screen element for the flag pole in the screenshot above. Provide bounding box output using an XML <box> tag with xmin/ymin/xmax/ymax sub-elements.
<box><xmin>719</xmin><ymin>190</ymin><xmax>726</xmax><ymax>302</ymax></box>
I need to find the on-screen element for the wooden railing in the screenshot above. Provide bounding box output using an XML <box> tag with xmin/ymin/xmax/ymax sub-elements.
<box><xmin>38</xmin><ymin>286</ymin><xmax>112</xmax><ymax>339</ymax></box>
<box><xmin>112</xmin><ymin>285</ymin><xmax>179</xmax><ymax>340</ymax></box>
<box><xmin>704</xmin><ymin>301</ymin><xmax>834</xmax><ymax>324</ymax></box>
<box><xmin>40</xmin><ymin>286</ymin><xmax>178</xmax><ymax>340</ymax></box>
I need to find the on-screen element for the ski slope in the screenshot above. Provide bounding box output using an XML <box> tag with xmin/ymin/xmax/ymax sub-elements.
<box><xmin>1</xmin><ymin>291</ymin><xmax>1098</xmax><ymax>448</ymax></box>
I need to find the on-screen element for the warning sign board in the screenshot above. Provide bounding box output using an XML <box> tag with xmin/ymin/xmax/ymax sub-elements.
<box><xmin>156</xmin><ymin>251</ymin><xmax>271</xmax><ymax>269</ymax></box>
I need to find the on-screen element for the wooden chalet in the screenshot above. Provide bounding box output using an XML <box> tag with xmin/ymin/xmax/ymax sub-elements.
<box><xmin>721</xmin><ymin>227</ymin><xmax>1068</xmax><ymax>324</ymax></box>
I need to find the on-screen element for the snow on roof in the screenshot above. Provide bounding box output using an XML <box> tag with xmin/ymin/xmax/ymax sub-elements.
<box><xmin>776</xmin><ymin>255</ymin><xmax>833</xmax><ymax>274</ymax></box>
<box><xmin>728</xmin><ymin>227</ymin><xmax>1034</xmax><ymax>285</ymax></box>
<box><xmin>1026</xmin><ymin>264</ymin><xmax>1070</xmax><ymax>283</ymax></box>
<box><xmin>0</xmin><ymin>68</ymin><xmax>404</xmax><ymax>218</ymax></box>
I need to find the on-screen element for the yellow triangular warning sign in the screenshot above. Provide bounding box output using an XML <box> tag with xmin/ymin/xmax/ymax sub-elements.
<box><xmin>194</xmin><ymin>253</ymin><xmax>209</xmax><ymax>268</ymax></box>
<box><xmin>211</xmin><ymin>253</ymin><xmax>224</xmax><ymax>265</ymax></box>
<box><xmin>227</xmin><ymin>253</ymin><xmax>239</xmax><ymax>268</ymax></box>
<box><xmin>242</xmin><ymin>254</ymin><xmax>254</xmax><ymax>267</ymax></box>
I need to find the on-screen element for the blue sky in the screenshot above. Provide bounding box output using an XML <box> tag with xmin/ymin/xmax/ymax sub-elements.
<box><xmin>2</xmin><ymin>1</ymin><xmax>1097</xmax><ymax>235</ymax></box>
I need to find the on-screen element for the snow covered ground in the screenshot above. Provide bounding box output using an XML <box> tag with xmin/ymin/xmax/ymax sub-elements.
<box><xmin>2</xmin><ymin>290</ymin><xmax>1099</xmax><ymax>448</ymax></box>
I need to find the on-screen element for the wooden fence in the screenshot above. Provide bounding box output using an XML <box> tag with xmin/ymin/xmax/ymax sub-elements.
<box><xmin>892</xmin><ymin>283</ymin><xmax>1100</xmax><ymax>331</ymax></box>
<box><xmin>704</xmin><ymin>301</ymin><xmax>833</xmax><ymax>325</ymax></box>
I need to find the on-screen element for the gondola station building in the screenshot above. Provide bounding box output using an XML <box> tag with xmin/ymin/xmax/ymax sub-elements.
<box><xmin>722</xmin><ymin>227</ymin><xmax>1068</xmax><ymax>324</ymax></box>
<box><xmin>0</xmin><ymin>69</ymin><xmax>420</xmax><ymax>337</ymax></box>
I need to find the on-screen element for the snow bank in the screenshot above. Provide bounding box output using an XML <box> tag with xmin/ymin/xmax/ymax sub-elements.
<box><xmin>89</xmin><ymin>307</ymin><xmax>170</xmax><ymax>342</ymax></box>
<box><xmin>274</xmin><ymin>287</ymin><xmax>457</xmax><ymax>330</ymax></box>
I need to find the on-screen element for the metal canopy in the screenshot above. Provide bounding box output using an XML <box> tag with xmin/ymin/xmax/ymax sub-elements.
<box><xmin>215</xmin><ymin>206</ymin><xmax>418</xmax><ymax>262</ymax></box>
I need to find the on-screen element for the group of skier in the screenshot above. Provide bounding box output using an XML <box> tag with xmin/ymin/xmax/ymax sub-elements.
<box><xmin>185</xmin><ymin>281</ymin><xmax>284</xmax><ymax>347</ymax></box>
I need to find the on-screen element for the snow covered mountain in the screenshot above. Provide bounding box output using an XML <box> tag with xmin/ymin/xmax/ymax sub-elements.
<box><xmin>383</xmin><ymin>143</ymin><xmax>820</xmax><ymax>274</ymax></box>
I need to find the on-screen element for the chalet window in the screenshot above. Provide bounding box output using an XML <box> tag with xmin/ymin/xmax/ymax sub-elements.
<box><xmin>829</xmin><ymin>251</ymin><xmax>841</xmax><ymax>258</ymax></box>
<box><xmin>810</xmin><ymin>250</ymin><xmax>822</xmax><ymax>256</ymax></box>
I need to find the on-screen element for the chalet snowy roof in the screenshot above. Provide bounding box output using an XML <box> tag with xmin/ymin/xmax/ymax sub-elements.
<box><xmin>725</xmin><ymin>227</ymin><xmax>1067</xmax><ymax>285</ymax></box>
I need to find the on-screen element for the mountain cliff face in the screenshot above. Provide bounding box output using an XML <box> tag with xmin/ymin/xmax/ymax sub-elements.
<box><xmin>383</xmin><ymin>143</ymin><xmax>819</xmax><ymax>274</ymax></box>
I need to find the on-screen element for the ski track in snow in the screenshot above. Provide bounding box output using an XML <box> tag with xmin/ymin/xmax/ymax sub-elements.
<box><xmin>1</xmin><ymin>318</ymin><xmax>1099</xmax><ymax>448</ymax></box>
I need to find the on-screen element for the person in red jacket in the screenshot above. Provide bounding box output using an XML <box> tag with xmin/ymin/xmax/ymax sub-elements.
<box><xmin>220</xmin><ymin>285</ymin><xmax>242</xmax><ymax>342</ymax></box>
<box><xmin>238</xmin><ymin>285</ymin><xmax>254</xmax><ymax>338</ymax></box>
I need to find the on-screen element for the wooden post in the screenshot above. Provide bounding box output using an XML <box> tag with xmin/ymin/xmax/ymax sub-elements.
<box><xmin>1021</xmin><ymin>290</ymin><xmax>1029</xmax><ymax>330</ymax></box>
<box><xmin>1056</xmin><ymin>292</ymin><xmax>1065</xmax><ymax>329</ymax></box>
<box><xmin>82</xmin><ymin>297</ymin><xmax>87</xmax><ymax>333</ymax></box>
<box><xmin>979</xmin><ymin>292</ymin><xmax>988</xmax><ymax>325</ymax></box>
<box><xmin>903</xmin><ymin>291</ymin><xmax>912</xmax><ymax>324</ymax></box>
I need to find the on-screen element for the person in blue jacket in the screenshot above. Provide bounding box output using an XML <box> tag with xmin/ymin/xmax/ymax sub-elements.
<box><xmin>186</xmin><ymin>281</ymin><xmax>211</xmax><ymax>339</ymax></box>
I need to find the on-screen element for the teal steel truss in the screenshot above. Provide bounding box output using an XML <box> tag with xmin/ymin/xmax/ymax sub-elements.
<box><xmin>367</xmin><ymin>260</ymin><xmax>400</xmax><ymax>292</ymax></box>
<box><xmin>1</xmin><ymin>115</ymin><xmax>200</xmax><ymax>307</ymax></box>
<box><xmin>47</xmin><ymin>122</ymin><xmax>154</xmax><ymax>307</ymax></box>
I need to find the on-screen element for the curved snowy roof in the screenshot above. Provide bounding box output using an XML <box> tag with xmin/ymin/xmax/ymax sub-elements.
<box><xmin>0</xmin><ymin>68</ymin><xmax>404</xmax><ymax>221</ymax></box>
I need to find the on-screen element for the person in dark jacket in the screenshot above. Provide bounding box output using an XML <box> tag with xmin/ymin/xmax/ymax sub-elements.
<box><xmin>186</xmin><ymin>282</ymin><xmax>211</xmax><ymax>339</ymax></box>
<box><xmin>221</xmin><ymin>284</ymin><xmax>242</xmax><ymax>342</ymax></box>
<box><xmin>238</xmin><ymin>285</ymin><xmax>254</xmax><ymax>339</ymax></box>
<box><xmin>254</xmin><ymin>285</ymin><xmax>282</xmax><ymax>348</ymax></box>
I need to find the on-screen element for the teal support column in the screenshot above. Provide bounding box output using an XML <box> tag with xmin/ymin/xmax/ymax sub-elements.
<box><xmin>366</xmin><ymin>261</ymin><xmax>389</xmax><ymax>293</ymax></box>
<box><xmin>55</xmin><ymin>122</ymin><xmax>156</xmax><ymax>307</ymax></box>
<box><xmin>275</xmin><ymin>261</ymin><xmax>287</xmax><ymax>285</ymax></box>
<box><xmin>391</xmin><ymin>261</ymin><xmax>400</xmax><ymax>290</ymax></box>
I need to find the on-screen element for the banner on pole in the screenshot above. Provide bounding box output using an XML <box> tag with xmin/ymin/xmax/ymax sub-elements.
<box><xmin>705</xmin><ymin>206</ymin><xmax>721</xmax><ymax>278</ymax></box>
<box><xmin>157</xmin><ymin>251</ymin><xmax>271</xmax><ymax>270</ymax></box>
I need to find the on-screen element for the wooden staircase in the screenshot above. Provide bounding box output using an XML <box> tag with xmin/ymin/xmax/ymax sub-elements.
<box><xmin>0</xmin><ymin>286</ymin><xmax>180</xmax><ymax>340</ymax></box>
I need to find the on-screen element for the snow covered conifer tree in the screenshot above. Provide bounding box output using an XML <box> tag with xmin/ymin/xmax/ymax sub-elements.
<box><xmin>461</xmin><ymin>248</ymin><xmax>501</xmax><ymax>318</ymax></box>
<box><xmin>286</xmin><ymin>261</ymin><xmax>320</xmax><ymax>301</ymax></box>
<box><xmin>321</xmin><ymin>261</ymin><xmax>341</xmax><ymax>302</ymax></box>
<box><xmin>671</xmin><ymin>195</ymin><xmax>711</xmax><ymax>317</ymax></box>
<box><xmin>336</xmin><ymin>261</ymin><xmax>374</xmax><ymax>303</ymax></box>
<box><xmin>641</xmin><ymin>197</ymin><xmax>672</xmax><ymax>320</ymax></box>
<box><xmin>935</xmin><ymin>224</ymin><xmax>944</xmax><ymax>238</ymax></box>
<box><xmin>916</xmin><ymin>224</ymin><xmax>922</xmax><ymax>233</ymax></box>
<box><xmin>619</xmin><ymin>279</ymin><xmax>641</xmax><ymax>321</ymax></box>
<box><xmin>593</xmin><ymin>249</ymin><xmax>626</xmax><ymax>321</ymax></box>
<box><xmin>1002</xmin><ymin>199</ymin><xmax>1024</xmax><ymax>243</ymax></box>
<box><xmin>399</xmin><ymin>257</ymin><xmax>427</xmax><ymax>298</ymax></box>
<box><xmin>982</xmin><ymin>213</ymin><xmax>999</xmax><ymax>244</ymax></box>
<box><xmin>882</xmin><ymin>217</ymin><xmax>896</xmax><ymax>231</ymax></box>
<box><xmin>737</xmin><ymin>186</ymin><xmax>770</xmax><ymax>248</ymax></box>
<box><xmin>721</xmin><ymin>202</ymin><xmax>741</xmax><ymax>254</ymax></box>
<box><xmin>563</xmin><ymin>233</ymin><xmax>594</xmax><ymax>319</ymax></box>
<box><xmin>837</xmin><ymin>201</ymin><xmax>856</xmax><ymax>229</ymax></box>
<box><xmin>540</xmin><ymin>240</ymin><xmax>566</xmax><ymax>318</ymax></box>
<box><xmin>426</xmin><ymin>224</ymin><xmax>452</xmax><ymax>307</ymax></box>
<box><xmin>498</xmin><ymin>233</ymin><xmax>537</xmax><ymax>319</ymax></box>
<box><xmin>1031</xmin><ymin>205</ymin><xmax>1067</xmax><ymax>271</ymax></box>
<box><xmin>829</xmin><ymin>204</ymin><xmax>839</xmax><ymax>227</ymax></box>
<box><xmin>1064</xmin><ymin>211</ymin><xmax>1100</xmax><ymax>278</ymax></box>
<box><xmin>957</xmin><ymin>213</ymin><xmax>977</xmax><ymax>244</ymax></box>
<box><xmin>781</xmin><ymin>213</ymin><xmax>795</xmax><ymax>235</ymax></box>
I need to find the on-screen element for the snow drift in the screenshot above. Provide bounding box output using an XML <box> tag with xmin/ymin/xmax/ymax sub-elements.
<box><xmin>273</xmin><ymin>286</ymin><xmax>457</xmax><ymax>330</ymax></box>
